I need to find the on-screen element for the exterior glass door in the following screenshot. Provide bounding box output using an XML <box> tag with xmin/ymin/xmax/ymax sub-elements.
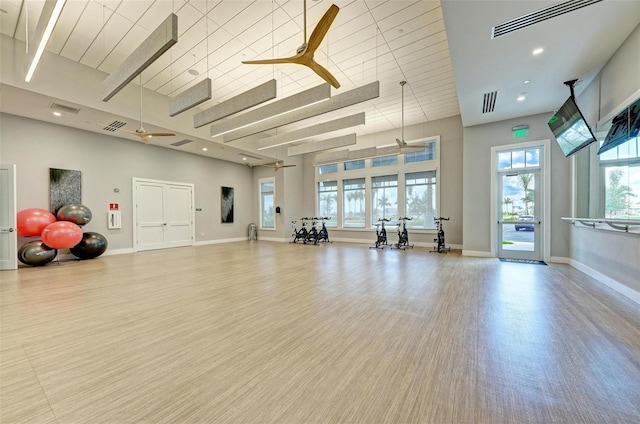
<box><xmin>498</xmin><ymin>170</ymin><xmax>541</xmax><ymax>260</ymax></box>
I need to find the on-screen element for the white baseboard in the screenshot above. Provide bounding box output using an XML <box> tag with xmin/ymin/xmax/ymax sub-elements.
<box><xmin>462</xmin><ymin>250</ymin><xmax>492</xmax><ymax>257</ymax></box>
<box><xmin>194</xmin><ymin>237</ymin><xmax>248</xmax><ymax>246</ymax></box>
<box><xmin>103</xmin><ymin>248</ymin><xmax>134</xmax><ymax>256</ymax></box>
<box><xmin>570</xmin><ymin>259</ymin><xmax>640</xmax><ymax>305</ymax></box>
<box><xmin>547</xmin><ymin>256</ymin><xmax>570</xmax><ymax>264</ymax></box>
<box><xmin>255</xmin><ymin>237</ymin><xmax>288</xmax><ymax>243</ymax></box>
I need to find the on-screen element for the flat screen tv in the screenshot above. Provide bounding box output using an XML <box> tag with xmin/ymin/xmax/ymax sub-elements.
<box><xmin>547</xmin><ymin>96</ymin><xmax>597</xmax><ymax>157</ymax></box>
<box><xmin>598</xmin><ymin>97</ymin><xmax>640</xmax><ymax>155</ymax></box>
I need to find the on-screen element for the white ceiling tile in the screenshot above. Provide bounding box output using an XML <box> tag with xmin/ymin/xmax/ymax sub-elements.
<box><xmin>80</xmin><ymin>13</ymin><xmax>134</xmax><ymax>69</ymax></box>
<box><xmin>47</xmin><ymin>1</ymin><xmax>89</xmax><ymax>54</ymax></box>
<box><xmin>60</xmin><ymin>1</ymin><xmax>112</xmax><ymax>62</ymax></box>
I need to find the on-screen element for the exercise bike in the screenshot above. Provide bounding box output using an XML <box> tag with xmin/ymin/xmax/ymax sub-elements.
<box><xmin>430</xmin><ymin>216</ymin><xmax>451</xmax><ymax>253</ymax></box>
<box><xmin>369</xmin><ymin>218</ymin><xmax>391</xmax><ymax>249</ymax></box>
<box><xmin>304</xmin><ymin>218</ymin><xmax>320</xmax><ymax>245</ymax></box>
<box><xmin>290</xmin><ymin>218</ymin><xmax>309</xmax><ymax>244</ymax></box>
<box><xmin>393</xmin><ymin>217</ymin><xmax>414</xmax><ymax>250</ymax></box>
<box><xmin>316</xmin><ymin>217</ymin><xmax>332</xmax><ymax>244</ymax></box>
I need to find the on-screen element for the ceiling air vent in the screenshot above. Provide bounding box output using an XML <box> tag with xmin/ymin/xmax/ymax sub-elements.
<box><xmin>102</xmin><ymin>121</ymin><xmax>127</xmax><ymax>132</ymax></box>
<box><xmin>171</xmin><ymin>139</ymin><xmax>194</xmax><ymax>147</ymax></box>
<box><xmin>48</xmin><ymin>102</ymin><xmax>80</xmax><ymax>114</ymax></box>
<box><xmin>491</xmin><ymin>0</ymin><xmax>603</xmax><ymax>38</ymax></box>
<box><xmin>482</xmin><ymin>91</ymin><xmax>498</xmax><ymax>113</ymax></box>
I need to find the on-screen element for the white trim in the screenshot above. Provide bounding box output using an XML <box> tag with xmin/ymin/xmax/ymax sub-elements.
<box><xmin>597</xmin><ymin>89</ymin><xmax>640</xmax><ymax>127</ymax></box>
<box><xmin>547</xmin><ymin>256</ymin><xmax>571</xmax><ymax>264</ymax></box>
<box><xmin>194</xmin><ymin>237</ymin><xmax>249</xmax><ymax>246</ymax></box>
<box><xmin>462</xmin><ymin>250</ymin><xmax>493</xmax><ymax>257</ymax></box>
<box><xmin>257</xmin><ymin>236</ymin><xmax>288</xmax><ymax>243</ymax></box>
<box><xmin>570</xmin><ymin>259</ymin><xmax>640</xmax><ymax>305</ymax></box>
<box><xmin>490</xmin><ymin>140</ymin><xmax>551</xmax><ymax>261</ymax></box>
<box><xmin>103</xmin><ymin>248</ymin><xmax>135</xmax><ymax>256</ymax></box>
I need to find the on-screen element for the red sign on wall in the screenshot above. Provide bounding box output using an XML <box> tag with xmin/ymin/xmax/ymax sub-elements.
<box><xmin>109</xmin><ymin>203</ymin><xmax>119</xmax><ymax>210</ymax></box>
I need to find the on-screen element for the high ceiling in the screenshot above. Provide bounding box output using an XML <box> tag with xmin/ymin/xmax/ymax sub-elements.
<box><xmin>0</xmin><ymin>0</ymin><xmax>638</xmax><ymax>164</ymax></box>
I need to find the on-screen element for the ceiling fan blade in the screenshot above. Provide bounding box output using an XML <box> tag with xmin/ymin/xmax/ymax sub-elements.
<box><xmin>243</xmin><ymin>57</ymin><xmax>298</xmax><ymax>65</ymax></box>
<box><xmin>307</xmin><ymin>60</ymin><xmax>340</xmax><ymax>89</ymax></box>
<box><xmin>277</xmin><ymin>164</ymin><xmax>297</xmax><ymax>169</ymax></box>
<box><xmin>306</xmin><ymin>4</ymin><xmax>339</xmax><ymax>54</ymax></box>
<box><xmin>395</xmin><ymin>138</ymin><xmax>404</xmax><ymax>148</ymax></box>
<box><xmin>146</xmin><ymin>132</ymin><xmax>176</xmax><ymax>137</ymax></box>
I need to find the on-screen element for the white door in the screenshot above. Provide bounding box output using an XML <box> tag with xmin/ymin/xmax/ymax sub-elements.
<box><xmin>134</xmin><ymin>179</ymin><xmax>194</xmax><ymax>252</ymax></box>
<box><xmin>0</xmin><ymin>164</ymin><xmax>18</xmax><ymax>270</ymax></box>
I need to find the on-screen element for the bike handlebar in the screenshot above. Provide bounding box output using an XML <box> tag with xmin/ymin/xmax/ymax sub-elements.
<box><xmin>435</xmin><ymin>217</ymin><xmax>450</xmax><ymax>221</ymax></box>
<box><xmin>378</xmin><ymin>218</ymin><xmax>390</xmax><ymax>222</ymax></box>
<box><xmin>397</xmin><ymin>217</ymin><xmax>413</xmax><ymax>221</ymax></box>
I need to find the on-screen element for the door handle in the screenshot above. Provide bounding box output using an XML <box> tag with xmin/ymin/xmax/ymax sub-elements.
<box><xmin>1</xmin><ymin>228</ymin><xmax>15</xmax><ymax>232</ymax></box>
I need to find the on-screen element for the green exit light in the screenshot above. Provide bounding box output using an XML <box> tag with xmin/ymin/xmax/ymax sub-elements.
<box><xmin>513</xmin><ymin>128</ymin><xmax>528</xmax><ymax>138</ymax></box>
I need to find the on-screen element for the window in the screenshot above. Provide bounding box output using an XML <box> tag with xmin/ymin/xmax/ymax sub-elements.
<box><xmin>372</xmin><ymin>155</ymin><xmax>398</xmax><ymax>167</ymax></box>
<box><xmin>371</xmin><ymin>175</ymin><xmax>397</xmax><ymax>223</ymax></box>
<box><xmin>498</xmin><ymin>148</ymin><xmax>540</xmax><ymax>170</ymax></box>
<box><xmin>259</xmin><ymin>178</ymin><xmax>275</xmax><ymax>228</ymax></box>
<box><xmin>405</xmin><ymin>171</ymin><xmax>437</xmax><ymax>229</ymax></box>
<box><xmin>317</xmin><ymin>181</ymin><xmax>338</xmax><ymax>226</ymax></box>
<box><xmin>343</xmin><ymin>178</ymin><xmax>365</xmax><ymax>227</ymax></box>
<box><xmin>599</xmin><ymin>134</ymin><xmax>640</xmax><ymax>219</ymax></box>
<box><xmin>344</xmin><ymin>160</ymin><xmax>365</xmax><ymax>171</ymax></box>
<box><xmin>318</xmin><ymin>164</ymin><xmax>338</xmax><ymax>174</ymax></box>
<box><xmin>405</xmin><ymin>142</ymin><xmax>436</xmax><ymax>163</ymax></box>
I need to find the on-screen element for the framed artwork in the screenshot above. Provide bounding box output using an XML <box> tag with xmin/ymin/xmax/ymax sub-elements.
<box><xmin>50</xmin><ymin>168</ymin><xmax>81</xmax><ymax>214</ymax></box>
<box><xmin>221</xmin><ymin>186</ymin><xmax>234</xmax><ymax>223</ymax></box>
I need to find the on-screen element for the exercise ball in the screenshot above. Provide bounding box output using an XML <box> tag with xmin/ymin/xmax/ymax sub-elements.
<box><xmin>70</xmin><ymin>232</ymin><xmax>108</xmax><ymax>259</ymax></box>
<box><xmin>18</xmin><ymin>241</ymin><xmax>57</xmax><ymax>266</ymax></box>
<box><xmin>57</xmin><ymin>204</ymin><xmax>92</xmax><ymax>226</ymax></box>
<box><xmin>41</xmin><ymin>221</ymin><xmax>83</xmax><ymax>249</ymax></box>
<box><xmin>16</xmin><ymin>208</ymin><xmax>56</xmax><ymax>237</ymax></box>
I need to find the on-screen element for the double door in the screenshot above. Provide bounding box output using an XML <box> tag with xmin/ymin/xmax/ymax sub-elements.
<box><xmin>134</xmin><ymin>179</ymin><xmax>194</xmax><ymax>252</ymax></box>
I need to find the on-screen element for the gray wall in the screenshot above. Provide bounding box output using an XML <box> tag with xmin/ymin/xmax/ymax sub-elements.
<box><xmin>462</xmin><ymin>113</ymin><xmax>572</xmax><ymax>258</ymax></box>
<box><xmin>1</xmin><ymin>113</ymin><xmax>254</xmax><ymax>251</ymax></box>
<box><xmin>569</xmin><ymin>23</ymin><xmax>640</xmax><ymax>296</ymax></box>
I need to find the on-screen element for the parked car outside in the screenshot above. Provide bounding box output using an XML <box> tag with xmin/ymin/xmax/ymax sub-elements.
<box><xmin>515</xmin><ymin>215</ymin><xmax>535</xmax><ymax>231</ymax></box>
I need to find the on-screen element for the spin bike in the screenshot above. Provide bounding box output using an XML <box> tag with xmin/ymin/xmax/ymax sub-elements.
<box><xmin>370</xmin><ymin>218</ymin><xmax>391</xmax><ymax>249</ymax></box>
<box><xmin>392</xmin><ymin>217</ymin><xmax>414</xmax><ymax>250</ymax></box>
<box><xmin>290</xmin><ymin>218</ymin><xmax>309</xmax><ymax>244</ymax></box>
<box><xmin>304</xmin><ymin>218</ymin><xmax>320</xmax><ymax>245</ymax></box>
<box><xmin>430</xmin><ymin>217</ymin><xmax>451</xmax><ymax>253</ymax></box>
<box><xmin>316</xmin><ymin>217</ymin><xmax>332</xmax><ymax>244</ymax></box>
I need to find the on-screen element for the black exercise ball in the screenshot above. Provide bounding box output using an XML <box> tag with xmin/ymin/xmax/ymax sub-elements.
<box><xmin>18</xmin><ymin>241</ymin><xmax>57</xmax><ymax>266</ymax></box>
<box><xmin>57</xmin><ymin>204</ymin><xmax>92</xmax><ymax>226</ymax></box>
<box><xmin>70</xmin><ymin>232</ymin><xmax>108</xmax><ymax>259</ymax></box>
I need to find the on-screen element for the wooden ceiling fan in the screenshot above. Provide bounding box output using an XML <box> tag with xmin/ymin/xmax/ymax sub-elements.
<box><xmin>242</xmin><ymin>0</ymin><xmax>341</xmax><ymax>89</ymax></box>
<box><xmin>395</xmin><ymin>81</ymin><xmax>425</xmax><ymax>151</ymax></box>
<box><xmin>100</xmin><ymin>76</ymin><xmax>175</xmax><ymax>144</ymax></box>
<box><xmin>259</xmin><ymin>160</ymin><xmax>297</xmax><ymax>172</ymax></box>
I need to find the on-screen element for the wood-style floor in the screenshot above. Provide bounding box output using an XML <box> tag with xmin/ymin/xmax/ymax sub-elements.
<box><xmin>1</xmin><ymin>241</ymin><xmax>639</xmax><ymax>424</ymax></box>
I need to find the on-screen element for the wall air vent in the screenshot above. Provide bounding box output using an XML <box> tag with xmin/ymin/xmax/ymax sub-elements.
<box><xmin>171</xmin><ymin>139</ymin><xmax>194</xmax><ymax>147</ymax></box>
<box><xmin>48</xmin><ymin>102</ymin><xmax>80</xmax><ymax>114</ymax></box>
<box><xmin>483</xmin><ymin>91</ymin><xmax>498</xmax><ymax>113</ymax></box>
<box><xmin>102</xmin><ymin>121</ymin><xmax>127</xmax><ymax>132</ymax></box>
<box><xmin>238</xmin><ymin>153</ymin><xmax>263</xmax><ymax>160</ymax></box>
<box><xmin>491</xmin><ymin>0</ymin><xmax>603</xmax><ymax>38</ymax></box>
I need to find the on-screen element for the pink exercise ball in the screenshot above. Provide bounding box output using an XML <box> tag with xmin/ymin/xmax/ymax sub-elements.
<box><xmin>16</xmin><ymin>208</ymin><xmax>56</xmax><ymax>237</ymax></box>
<box><xmin>41</xmin><ymin>221</ymin><xmax>83</xmax><ymax>249</ymax></box>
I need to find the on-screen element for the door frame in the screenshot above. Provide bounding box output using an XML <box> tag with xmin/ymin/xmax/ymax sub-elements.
<box><xmin>490</xmin><ymin>139</ymin><xmax>551</xmax><ymax>262</ymax></box>
<box><xmin>0</xmin><ymin>164</ymin><xmax>17</xmax><ymax>270</ymax></box>
<box><xmin>132</xmin><ymin>177</ymin><xmax>195</xmax><ymax>252</ymax></box>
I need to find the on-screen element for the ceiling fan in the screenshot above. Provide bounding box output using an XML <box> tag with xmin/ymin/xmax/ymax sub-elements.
<box><xmin>100</xmin><ymin>75</ymin><xmax>175</xmax><ymax>144</ymax></box>
<box><xmin>242</xmin><ymin>0</ymin><xmax>341</xmax><ymax>89</ymax></box>
<box><xmin>395</xmin><ymin>80</ymin><xmax>425</xmax><ymax>151</ymax></box>
<box><xmin>259</xmin><ymin>160</ymin><xmax>297</xmax><ymax>172</ymax></box>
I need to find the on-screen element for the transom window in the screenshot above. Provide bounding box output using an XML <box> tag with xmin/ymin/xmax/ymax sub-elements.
<box><xmin>405</xmin><ymin>142</ymin><xmax>436</xmax><ymax>163</ymax></box>
<box><xmin>498</xmin><ymin>148</ymin><xmax>540</xmax><ymax>170</ymax></box>
<box><xmin>372</xmin><ymin>155</ymin><xmax>398</xmax><ymax>167</ymax></box>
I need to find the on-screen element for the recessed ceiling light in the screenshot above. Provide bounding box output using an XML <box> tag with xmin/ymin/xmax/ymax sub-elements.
<box><xmin>523</xmin><ymin>80</ymin><xmax>530</xmax><ymax>84</ymax></box>
<box><xmin>532</xmin><ymin>47</ymin><xmax>544</xmax><ymax>55</ymax></box>
<box><xmin>202</xmin><ymin>147</ymin><xmax>208</xmax><ymax>151</ymax></box>
<box><xmin>242</xmin><ymin>157</ymin><xmax>247</xmax><ymax>161</ymax></box>
<box><xmin>517</xmin><ymin>93</ymin><xmax>527</xmax><ymax>102</ymax></box>
<box><xmin>53</xmin><ymin>111</ymin><xmax>62</xmax><ymax>117</ymax></box>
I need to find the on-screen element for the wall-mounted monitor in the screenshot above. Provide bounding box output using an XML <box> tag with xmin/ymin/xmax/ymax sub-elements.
<box><xmin>598</xmin><ymin>97</ymin><xmax>640</xmax><ymax>155</ymax></box>
<box><xmin>548</xmin><ymin>96</ymin><xmax>597</xmax><ymax>157</ymax></box>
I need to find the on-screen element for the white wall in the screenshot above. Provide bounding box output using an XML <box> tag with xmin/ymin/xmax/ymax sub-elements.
<box><xmin>1</xmin><ymin>113</ymin><xmax>254</xmax><ymax>251</ymax></box>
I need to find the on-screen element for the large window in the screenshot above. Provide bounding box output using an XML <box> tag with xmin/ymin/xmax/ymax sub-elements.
<box><xmin>259</xmin><ymin>178</ymin><xmax>275</xmax><ymax>228</ymax></box>
<box><xmin>343</xmin><ymin>178</ymin><xmax>365</xmax><ymax>227</ymax></box>
<box><xmin>319</xmin><ymin>164</ymin><xmax>338</xmax><ymax>174</ymax></box>
<box><xmin>405</xmin><ymin>142</ymin><xmax>436</xmax><ymax>163</ymax></box>
<box><xmin>372</xmin><ymin>155</ymin><xmax>398</xmax><ymax>167</ymax></box>
<box><xmin>405</xmin><ymin>171</ymin><xmax>437</xmax><ymax>229</ymax></box>
<box><xmin>344</xmin><ymin>160</ymin><xmax>365</xmax><ymax>171</ymax></box>
<box><xmin>371</xmin><ymin>175</ymin><xmax>397</xmax><ymax>223</ymax></box>
<box><xmin>599</xmin><ymin>135</ymin><xmax>640</xmax><ymax>219</ymax></box>
<box><xmin>317</xmin><ymin>181</ymin><xmax>338</xmax><ymax>226</ymax></box>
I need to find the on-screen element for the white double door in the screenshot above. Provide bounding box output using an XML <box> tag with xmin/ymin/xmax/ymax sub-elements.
<box><xmin>0</xmin><ymin>164</ymin><xmax>17</xmax><ymax>270</ymax></box>
<box><xmin>134</xmin><ymin>178</ymin><xmax>194</xmax><ymax>252</ymax></box>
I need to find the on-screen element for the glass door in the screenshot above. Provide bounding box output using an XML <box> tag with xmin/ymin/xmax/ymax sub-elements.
<box><xmin>498</xmin><ymin>170</ymin><xmax>541</xmax><ymax>260</ymax></box>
